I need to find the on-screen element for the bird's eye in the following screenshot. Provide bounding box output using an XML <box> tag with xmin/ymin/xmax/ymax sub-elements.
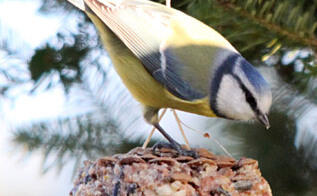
<box><xmin>245</xmin><ymin>89</ymin><xmax>257</xmax><ymax>110</ymax></box>
<box><xmin>231</xmin><ymin>74</ymin><xmax>258</xmax><ymax>111</ymax></box>
<box><xmin>237</xmin><ymin>78</ymin><xmax>257</xmax><ymax>111</ymax></box>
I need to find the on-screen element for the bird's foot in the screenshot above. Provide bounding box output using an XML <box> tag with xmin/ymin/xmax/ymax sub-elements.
<box><xmin>152</xmin><ymin>141</ymin><xmax>198</xmax><ymax>158</ymax></box>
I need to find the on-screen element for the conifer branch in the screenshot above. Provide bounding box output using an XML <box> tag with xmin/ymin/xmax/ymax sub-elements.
<box><xmin>216</xmin><ymin>1</ymin><xmax>317</xmax><ymax>51</ymax></box>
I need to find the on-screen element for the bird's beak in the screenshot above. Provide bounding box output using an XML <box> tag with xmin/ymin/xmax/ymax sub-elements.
<box><xmin>257</xmin><ymin>113</ymin><xmax>270</xmax><ymax>130</ymax></box>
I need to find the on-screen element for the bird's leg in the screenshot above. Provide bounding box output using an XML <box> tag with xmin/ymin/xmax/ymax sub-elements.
<box><xmin>143</xmin><ymin>106</ymin><xmax>198</xmax><ymax>158</ymax></box>
<box><xmin>142</xmin><ymin>108</ymin><xmax>167</xmax><ymax>149</ymax></box>
<box><xmin>152</xmin><ymin>123</ymin><xmax>198</xmax><ymax>158</ymax></box>
<box><xmin>172</xmin><ymin>109</ymin><xmax>190</xmax><ymax>150</ymax></box>
<box><xmin>142</xmin><ymin>127</ymin><xmax>156</xmax><ymax>149</ymax></box>
<box><xmin>143</xmin><ymin>108</ymin><xmax>190</xmax><ymax>150</ymax></box>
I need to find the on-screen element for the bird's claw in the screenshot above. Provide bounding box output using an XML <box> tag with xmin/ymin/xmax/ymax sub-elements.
<box><xmin>152</xmin><ymin>141</ymin><xmax>199</xmax><ymax>158</ymax></box>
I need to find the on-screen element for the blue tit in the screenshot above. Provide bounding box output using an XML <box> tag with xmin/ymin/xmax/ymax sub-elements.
<box><xmin>67</xmin><ymin>0</ymin><xmax>272</xmax><ymax>155</ymax></box>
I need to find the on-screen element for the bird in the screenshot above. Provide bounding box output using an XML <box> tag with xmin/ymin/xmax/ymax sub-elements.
<box><xmin>66</xmin><ymin>0</ymin><xmax>272</xmax><ymax>156</ymax></box>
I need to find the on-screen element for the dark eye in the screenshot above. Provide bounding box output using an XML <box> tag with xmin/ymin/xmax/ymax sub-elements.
<box><xmin>231</xmin><ymin>74</ymin><xmax>258</xmax><ymax>112</ymax></box>
<box><xmin>245</xmin><ymin>89</ymin><xmax>257</xmax><ymax>110</ymax></box>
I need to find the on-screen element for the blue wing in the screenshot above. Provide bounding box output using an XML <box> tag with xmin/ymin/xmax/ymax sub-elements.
<box><xmin>139</xmin><ymin>48</ymin><xmax>206</xmax><ymax>100</ymax></box>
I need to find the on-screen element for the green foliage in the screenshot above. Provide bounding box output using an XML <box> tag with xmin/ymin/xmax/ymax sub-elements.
<box><xmin>170</xmin><ymin>0</ymin><xmax>317</xmax><ymax>53</ymax></box>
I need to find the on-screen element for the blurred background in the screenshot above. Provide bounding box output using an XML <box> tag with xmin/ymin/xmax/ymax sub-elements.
<box><xmin>1</xmin><ymin>0</ymin><xmax>317</xmax><ymax>195</ymax></box>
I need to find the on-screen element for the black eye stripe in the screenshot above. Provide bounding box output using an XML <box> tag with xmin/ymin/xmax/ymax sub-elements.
<box><xmin>232</xmin><ymin>74</ymin><xmax>260</xmax><ymax>115</ymax></box>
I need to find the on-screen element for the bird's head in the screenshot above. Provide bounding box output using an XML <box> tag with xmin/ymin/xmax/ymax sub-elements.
<box><xmin>210</xmin><ymin>54</ymin><xmax>272</xmax><ymax>129</ymax></box>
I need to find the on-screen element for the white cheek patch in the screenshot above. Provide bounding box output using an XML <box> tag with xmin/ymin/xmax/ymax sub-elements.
<box><xmin>217</xmin><ymin>74</ymin><xmax>255</xmax><ymax>120</ymax></box>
